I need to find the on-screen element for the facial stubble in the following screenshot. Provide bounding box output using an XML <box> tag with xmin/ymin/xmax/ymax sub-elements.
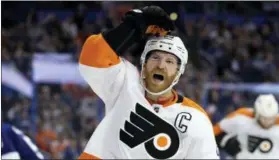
<box><xmin>143</xmin><ymin>67</ymin><xmax>177</xmax><ymax>93</ymax></box>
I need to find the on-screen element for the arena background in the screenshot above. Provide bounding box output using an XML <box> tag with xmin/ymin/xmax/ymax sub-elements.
<box><xmin>2</xmin><ymin>1</ymin><xmax>279</xmax><ymax>159</ymax></box>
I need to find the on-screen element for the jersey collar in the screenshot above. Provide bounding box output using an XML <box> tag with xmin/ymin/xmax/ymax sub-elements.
<box><xmin>146</xmin><ymin>90</ymin><xmax>183</xmax><ymax>107</ymax></box>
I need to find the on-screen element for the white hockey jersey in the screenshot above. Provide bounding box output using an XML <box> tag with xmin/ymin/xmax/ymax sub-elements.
<box><xmin>214</xmin><ymin>107</ymin><xmax>279</xmax><ymax>159</ymax></box>
<box><xmin>78</xmin><ymin>34</ymin><xmax>219</xmax><ymax>159</ymax></box>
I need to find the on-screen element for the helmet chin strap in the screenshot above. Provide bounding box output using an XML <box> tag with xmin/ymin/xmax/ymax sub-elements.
<box><xmin>140</xmin><ymin>63</ymin><xmax>182</xmax><ymax>96</ymax></box>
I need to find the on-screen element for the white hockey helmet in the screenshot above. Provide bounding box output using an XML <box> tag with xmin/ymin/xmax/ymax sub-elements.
<box><xmin>140</xmin><ymin>35</ymin><xmax>188</xmax><ymax>95</ymax></box>
<box><xmin>254</xmin><ymin>94</ymin><xmax>279</xmax><ymax>119</ymax></box>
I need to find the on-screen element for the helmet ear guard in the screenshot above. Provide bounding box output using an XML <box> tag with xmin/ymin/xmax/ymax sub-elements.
<box><xmin>140</xmin><ymin>35</ymin><xmax>188</xmax><ymax>96</ymax></box>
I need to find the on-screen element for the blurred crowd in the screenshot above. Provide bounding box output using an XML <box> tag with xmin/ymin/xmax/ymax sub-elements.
<box><xmin>2</xmin><ymin>1</ymin><xmax>279</xmax><ymax>159</ymax></box>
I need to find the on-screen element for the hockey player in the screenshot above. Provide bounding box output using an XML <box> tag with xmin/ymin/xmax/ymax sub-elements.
<box><xmin>214</xmin><ymin>94</ymin><xmax>279</xmax><ymax>159</ymax></box>
<box><xmin>1</xmin><ymin>123</ymin><xmax>44</xmax><ymax>160</ymax></box>
<box><xmin>78</xmin><ymin>6</ymin><xmax>219</xmax><ymax>159</ymax></box>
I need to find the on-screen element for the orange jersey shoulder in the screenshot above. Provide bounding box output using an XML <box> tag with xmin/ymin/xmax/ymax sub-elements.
<box><xmin>181</xmin><ymin>97</ymin><xmax>209</xmax><ymax>120</ymax></box>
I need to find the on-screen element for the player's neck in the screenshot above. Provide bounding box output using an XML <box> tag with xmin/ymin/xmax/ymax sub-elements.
<box><xmin>145</xmin><ymin>90</ymin><xmax>174</xmax><ymax>105</ymax></box>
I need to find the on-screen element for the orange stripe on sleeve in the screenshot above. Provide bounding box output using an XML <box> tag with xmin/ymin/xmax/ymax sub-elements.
<box><xmin>79</xmin><ymin>34</ymin><xmax>120</xmax><ymax>68</ymax></box>
<box><xmin>78</xmin><ymin>152</ymin><xmax>101</xmax><ymax>160</ymax></box>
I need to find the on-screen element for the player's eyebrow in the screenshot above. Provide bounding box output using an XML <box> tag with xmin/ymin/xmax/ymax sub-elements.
<box><xmin>165</xmin><ymin>54</ymin><xmax>179</xmax><ymax>63</ymax></box>
<box><xmin>166</xmin><ymin>56</ymin><xmax>177</xmax><ymax>62</ymax></box>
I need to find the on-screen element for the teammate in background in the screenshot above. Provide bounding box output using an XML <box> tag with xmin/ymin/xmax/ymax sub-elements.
<box><xmin>1</xmin><ymin>123</ymin><xmax>44</xmax><ymax>160</ymax></box>
<box><xmin>78</xmin><ymin>6</ymin><xmax>219</xmax><ymax>159</ymax></box>
<box><xmin>214</xmin><ymin>94</ymin><xmax>279</xmax><ymax>159</ymax></box>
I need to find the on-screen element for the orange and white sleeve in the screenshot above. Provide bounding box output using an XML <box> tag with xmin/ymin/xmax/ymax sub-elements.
<box><xmin>213</xmin><ymin>107</ymin><xmax>253</xmax><ymax>136</ymax></box>
<box><xmin>213</xmin><ymin>107</ymin><xmax>254</xmax><ymax>154</ymax></box>
<box><xmin>79</xmin><ymin>34</ymin><xmax>126</xmax><ymax>107</ymax></box>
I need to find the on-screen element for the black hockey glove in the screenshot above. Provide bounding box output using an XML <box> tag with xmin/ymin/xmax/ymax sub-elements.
<box><xmin>102</xmin><ymin>6</ymin><xmax>174</xmax><ymax>55</ymax></box>
<box><xmin>123</xmin><ymin>5</ymin><xmax>174</xmax><ymax>36</ymax></box>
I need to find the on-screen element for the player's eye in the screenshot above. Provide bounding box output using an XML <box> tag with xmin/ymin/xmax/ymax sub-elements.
<box><xmin>151</xmin><ymin>55</ymin><xmax>159</xmax><ymax>60</ymax></box>
<box><xmin>166</xmin><ymin>60</ymin><xmax>174</xmax><ymax>64</ymax></box>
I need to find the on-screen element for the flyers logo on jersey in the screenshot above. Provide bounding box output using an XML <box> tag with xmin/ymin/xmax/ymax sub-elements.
<box><xmin>248</xmin><ymin>135</ymin><xmax>273</xmax><ymax>153</ymax></box>
<box><xmin>120</xmin><ymin>103</ymin><xmax>179</xmax><ymax>159</ymax></box>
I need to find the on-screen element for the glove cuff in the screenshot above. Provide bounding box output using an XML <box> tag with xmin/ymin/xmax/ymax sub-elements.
<box><xmin>102</xmin><ymin>22</ymin><xmax>141</xmax><ymax>56</ymax></box>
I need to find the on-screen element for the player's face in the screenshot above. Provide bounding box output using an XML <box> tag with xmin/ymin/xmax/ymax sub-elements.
<box><xmin>143</xmin><ymin>51</ymin><xmax>179</xmax><ymax>93</ymax></box>
<box><xmin>258</xmin><ymin>115</ymin><xmax>276</xmax><ymax>129</ymax></box>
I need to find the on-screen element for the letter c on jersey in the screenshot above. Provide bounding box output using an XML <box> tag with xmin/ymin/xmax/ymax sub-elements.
<box><xmin>174</xmin><ymin>112</ymin><xmax>192</xmax><ymax>133</ymax></box>
<box><xmin>120</xmin><ymin>103</ymin><xmax>180</xmax><ymax>159</ymax></box>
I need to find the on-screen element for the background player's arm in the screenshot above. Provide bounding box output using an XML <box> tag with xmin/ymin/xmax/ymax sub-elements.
<box><xmin>186</xmin><ymin>115</ymin><xmax>220</xmax><ymax>159</ymax></box>
<box><xmin>214</xmin><ymin>122</ymin><xmax>241</xmax><ymax>157</ymax></box>
<box><xmin>213</xmin><ymin>108</ymin><xmax>252</xmax><ymax>157</ymax></box>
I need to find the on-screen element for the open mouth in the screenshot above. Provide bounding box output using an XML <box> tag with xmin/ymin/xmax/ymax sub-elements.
<box><xmin>153</xmin><ymin>73</ymin><xmax>164</xmax><ymax>81</ymax></box>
